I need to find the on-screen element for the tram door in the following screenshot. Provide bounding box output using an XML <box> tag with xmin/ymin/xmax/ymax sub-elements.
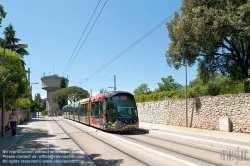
<box><xmin>90</xmin><ymin>102</ymin><xmax>99</xmax><ymax>126</ymax></box>
<box><xmin>90</xmin><ymin>101</ymin><xmax>104</xmax><ymax>128</ymax></box>
<box><xmin>99</xmin><ymin>101</ymin><xmax>104</xmax><ymax>128</ymax></box>
<box><xmin>106</xmin><ymin>101</ymin><xmax>117</xmax><ymax>128</ymax></box>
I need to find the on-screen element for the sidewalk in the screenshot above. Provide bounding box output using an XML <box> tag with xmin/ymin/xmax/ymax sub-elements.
<box><xmin>139</xmin><ymin>122</ymin><xmax>250</xmax><ymax>154</ymax></box>
<box><xmin>139</xmin><ymin>122</ymin><xmax>250</xmax><ymax>143</ymax></box>
<box><xmin>1</xmin><ymin>118</ymin><xmax>249</xmax><ymax>165</ymax></box>
<box><xmin>0</xmin><ymin>117</ymin><xmax>95</xmax><ymax>166</ymax></box>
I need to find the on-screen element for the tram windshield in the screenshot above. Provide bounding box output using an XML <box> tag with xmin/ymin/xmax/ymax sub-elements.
<box><xmin>112</xmin><ymin>94</ymin><xmax>137</xmax><ymax>119</ymax></box>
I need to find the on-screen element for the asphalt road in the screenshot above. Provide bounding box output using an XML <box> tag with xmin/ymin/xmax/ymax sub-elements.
<box><xmin>1</xmin><ymin>117</ymin><xmax>249</xmax><ymax>166</ymax></box>
<box><xmin>57</xmin><ymin>117</ymin><xmax>250</xmax><ymax>166</ymax></box>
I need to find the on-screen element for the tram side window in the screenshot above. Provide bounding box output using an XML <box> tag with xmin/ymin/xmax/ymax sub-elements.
<box><xmin>100</xmin><ymin>101</ymin><xmax>103</xmax><ymax>118</ymax></box>
<box><xmin>79</xmin><ymin>105</ymin><xmax>83</xmax><ymax>116</ymax></box>
<box><xmin>74</xmin><ymin>107</ymin><xmax>78</xmax><ymax>115</ymax></box>
<box><xmin>69</xmin><ymin>106</ymin><xmax>73</xmax><ymax>114</ymax></box>
<box><xmin>107</xmin><ymin>109</ymin><xmax>116</xmax><ymax>123</ymax></box>
<box><xmin>83</xmin><ymin>104</ymin><xmax>87</xmax><ymax>116</ymax></box>
<box><xmin>106</xmin><ymin>101</ymin><xmax>117</xmax><ymax>123</ymax></box>
<box><xmin>91</xmin><ymin>102</ymin><xmax>99</xmax><ymax>118</ymax></box>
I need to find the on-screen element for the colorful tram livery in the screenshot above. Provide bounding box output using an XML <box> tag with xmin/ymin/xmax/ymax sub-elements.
<box><xmin>62</xmin><ymin>91</ymin><xmax>139</xmax><ymax>132</ymax></box>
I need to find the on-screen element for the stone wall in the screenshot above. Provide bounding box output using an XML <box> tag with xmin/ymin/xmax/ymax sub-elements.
<box><xmin>137</xmin><ymin>93</ymin><xmax>250</xmax><ymax>133</ymax></box>
<box><xmin>16</xmin><ymin>108</ymin><xmax>31</xmax><ymax>123</ymax></box>
<box><xmin>0</xmin><ymin>108</ymin><xmax>31</xmax><ymax>134</ymax></box>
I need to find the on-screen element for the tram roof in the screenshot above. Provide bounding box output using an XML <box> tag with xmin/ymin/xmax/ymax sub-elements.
<box><xmin>90</xmin><ymin>93</ymin><xmax>105</xmax><ymax>102</ymax></box>
<box><xmin>105</xmin><ymin>91</ymin><xmax>133</xmax><ymax>98</ymax></box>
<box><xmin>80</xmin><ymin>98</ymin><xmax>89</xmax><ymax>104</ymax></box>
<box><xmin>90</xmin><ymin>91</ymin><xmax>134</xmax><ymax>101</ymax></box>
<box><xmin>64</xmin><ymin>91</ymin><xmax>134</xmax><ymax>106</ymax></box>
<box><xmin>67</xmin><ymin>100</ymin><xmax>80</xmax><ymax>107</ymax></box>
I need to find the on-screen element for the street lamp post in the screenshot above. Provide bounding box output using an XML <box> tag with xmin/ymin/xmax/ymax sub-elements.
<box><xmin>1</xmin><ymin>40</ymin><xmax>6</xmax><ymax>138</ymax></box>
<box><xmin>1</xmin><ymin>40</ymin><xmax>28</xmax><ymax>137</ymax></box>
<box><xmin>174</xmin><ymin>62</ymin><xmax>188</xmax><ymax>127</ymax></box>
<box><xmin>108</xmin><ymin>75</ymin><xmax>116</xmax><ymax>91</ymax></box>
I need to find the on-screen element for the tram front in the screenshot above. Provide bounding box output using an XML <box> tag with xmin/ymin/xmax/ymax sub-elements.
<box><xmin>105</xmin><ymin>91</ymin><xmax>139</xmax><ymax>132</ymax></box>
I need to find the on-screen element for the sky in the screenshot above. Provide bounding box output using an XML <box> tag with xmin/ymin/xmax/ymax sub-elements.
<box><xmin>0</xmin><ymin>0</ymin><xmax>198</xmax><ymax>99</ymax></box>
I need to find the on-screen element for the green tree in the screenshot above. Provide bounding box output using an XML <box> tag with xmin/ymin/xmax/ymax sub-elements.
<box><xmin>188</xmin><ymin>84</ymin><xmax>204</xmax><ymax>98</ymax></box>
<box><xmin>133</xmin><ymin>83</ymin><xmax>151</xmax><ymax>95</ymax></box>
<box><xmin>40</xmin><ymin>98</ymin><xmax>46</xmax><ymax>111</ymax></box>
<box><xmin>34</xmin><ymin>93</ymin><xmax>42</xmax><ymax>102</ymax></box>
<box><xmin>206</xmin><ymin>82</ymin><xmax>221</xmax><ymax>96</ymax></box>
<box><xmin>0</xmin><ymin>5</ymin><xmax>6</xmax><ymax>28</ymax></box>
<box><xmin>60</xmin><ymin>78</ymin><xmax>66</xmax><ymax>88</ymax></box>
<box><xmin>188</xmin><ymin>78</ymin><xmax>206</xmax><ymax>97</ymax></box>
<box><xmin>31</xmin><ymin>93</ymin><xmax>42</xmax><ymax>112</ymax></box>
<box><xmin>155</xmin><ymin>76</ymin><xmax>183</xmax><ymax>92</ymax></box>
<box><xmin>16</xmin><ymin>98</ymin><xmax>30</xmax><ymax>109</ymax></box>
<box><xmin>52</xmin><ymin>86</ymin><xmax>89</xmax><ymax>109</ymax></box>
<box><xmin>207</xmin><ymin>74</ymin><xmax>244</xmax><ymax>94</ymax></box>
<box><xmin>1</xmin><ymin>24</ymin><xmax>29</xmax><ymax>57</ymax></box>
<box><xmin>30</xmin><ymin>100</ymin><xmax>40</xmax><ymax>112</ymax></box>
<box><xmin>0</xmin><ymin>5</ymin><xmax>6</xmax><ymax>47</ymax></box>
<box><xmin>0</xmin><ymin>67</ymin><xmax>10</xmax><ymax>87</ymax></box>
<box><xmin>0</xmin><ymin>48</ymin><xmax>28</xmax><ymax>110</ymax></box>
<box><xmin>58</xmin><ymin>78</ymin><xmax>68</xmax><ymax>108</ymax></box>
<box><xmin>188</xmin><ymin>78</ymin><xmax>203</xmax><ymax>88</ymax></box>
<box><xmin>166</xmin><ymin>0</ymin><xmax>250</xmax><ymax>93</ymax></box>
<box><xmin>100</xmin><ymin>88</ymin><xmax>107</xmax><ymax>93</ymax></box>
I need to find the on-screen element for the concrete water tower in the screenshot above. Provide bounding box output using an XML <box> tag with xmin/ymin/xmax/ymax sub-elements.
<box><xmin>41</xmin><ymin>75</ymin><xmax>69</xmax><ymax>113</ymax></box>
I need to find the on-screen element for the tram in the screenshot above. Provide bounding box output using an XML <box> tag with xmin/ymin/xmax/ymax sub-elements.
<box><xmin>62</xmin><ymin>91</ymin><xmax>139</xmax><ymax>132</ymax></box>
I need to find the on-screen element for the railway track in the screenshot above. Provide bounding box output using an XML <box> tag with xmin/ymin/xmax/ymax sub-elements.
<box><xmin>52</xmin><ymin>117</ymin><xmax>153</xmax><ymax>166</ymax></box>
<box><xmin>57</xmin><ymin>117</ymin><xmax>250</xmax><ymax>166</ymax></box>
<box><xmin>116</xmin><ymin>131</ymin><xmax>228</xmax><ymax>166</ymax></box>
<box><xmin>51</xmin><ymin>117</ymin><xmax>98</xmax><ymax>166</ymax></box>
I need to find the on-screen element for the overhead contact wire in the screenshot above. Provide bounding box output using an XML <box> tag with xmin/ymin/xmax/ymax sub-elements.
<box><xmin>86</xmin><ymin>11</ymin><xmax>179</xmax><ymax>80</ymax></box>
<box><xmin>65</xmin><ymin>0</ymin><xmax>109</xmax><ymax>75</ymax></box>
<box><xmin>63</xmin><ymin>0</ymin><xmax>102</xmax><ymax>75</ymax></box>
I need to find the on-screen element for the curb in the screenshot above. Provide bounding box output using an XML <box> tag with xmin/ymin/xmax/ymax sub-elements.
<box><xmin>139</xmin><ymin>128</ymin><xmax>250</xmax><ymax>157</ymax></box>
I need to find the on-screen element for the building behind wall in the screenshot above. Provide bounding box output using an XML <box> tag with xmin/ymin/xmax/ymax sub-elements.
<box><xmin>41</xmin><ymin>75</ymin><xmax>69</xmax><ymax>115</ymax></box>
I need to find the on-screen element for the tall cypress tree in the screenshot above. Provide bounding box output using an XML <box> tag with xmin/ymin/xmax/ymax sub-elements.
<box><xmin>60</xmin><ymin>78</ymin><xmax>66</xmax><ymax>89</ymax></box>
<box><xmin>58</xmin><ymin>78</ymin><xmax>68</xmax><ymax>109</ymax></box>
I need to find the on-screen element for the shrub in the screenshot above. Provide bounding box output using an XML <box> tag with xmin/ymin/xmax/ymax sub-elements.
<box><xmin>135</xmin><ymin>90</ymin><xmax>185</xmax><ymax>102</ymax></box>
<box><xmin>206</xmin><ymin>82</ymin><xmax>221</xmax><ymax>96</ymax></box>
<box><xmin>41</xmin><ymin>110</ymin><xmax>48</xmax><ymax>116</ymax></box>
<box><xmin>19</xmin><ymin>118</ymin><xmax>24</xmax><ymax>125</ymax></box>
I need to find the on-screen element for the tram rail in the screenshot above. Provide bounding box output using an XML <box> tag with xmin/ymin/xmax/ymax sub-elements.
<box><xmin>53</xmin><ymin>117</ymin><xmax>152</xmax><ymax>166</ymax></box>
<box><xmin>51</xmin><ymin>117</ymin><xmax>98</xmax><ymax>166</ymax></box>
<box><xmin>59</xmin><ymin>117</ymin><xmax>243</xmax><ymax>166</ymax></box>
